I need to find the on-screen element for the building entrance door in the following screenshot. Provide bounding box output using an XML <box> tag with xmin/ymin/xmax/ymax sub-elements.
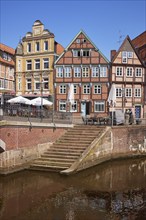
<box><xmin>135</xmin><ymin>106</ymin><xmax>141</xmax><ymax>118</ymax></box>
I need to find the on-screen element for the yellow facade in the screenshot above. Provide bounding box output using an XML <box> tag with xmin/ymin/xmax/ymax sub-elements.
<box><xmin>15</xmin><ymin>20</ymin><xmax>55</xmax><ymax>98</ymax></box>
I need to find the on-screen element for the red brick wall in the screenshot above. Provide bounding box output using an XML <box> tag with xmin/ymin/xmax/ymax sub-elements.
<box><xmin>0</xmin><ymin>126</ymin><xmax>67</xmax><ymax>150</ymax></box>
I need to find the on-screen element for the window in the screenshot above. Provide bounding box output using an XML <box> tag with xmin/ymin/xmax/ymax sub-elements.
<box><xmin>56</xmin><ymin>67</ymin><xmax>63</xmax><ymax>77</ymax></box>
<box><xmin>26</xmin><ymin>78</ymin><xmax>31</xmax><ymax>90</ymax></box>
<box><xmin>134</xmin><ymin>88</ymin><xmax>141</xmax><ymax>97</ymax></box>
<box><xmin>83</xmin><ymin>84</ymin><xmax>90</xmax><ymax>94</ymax></box>
<box><xmin>18</xmin><ymin>77</ymin><xmax>21</xmax><ymax>91</ymax></box>
<box><xmin>76</xmin><ymin>39</ymin><xmax>80</xmax><ymax>43</ymax></box>
<box><xmin>122</xmin><ymin>51</ymin><xmax>127</xmax><ymax>63</ymax></box>
<box><xmin>125</xmin><ymin>88</ymin><xmax>132</xmax><ymax>97</ymax></box>
<box><xmin>74</xmin><ymin>67</ymin><xmax>81</xmax><ymax>77</ymax></box>
<box><xmin>43</xmin><ymin>58</ymin><xmax>49</xmax><ymax>69</ymax></box>
<box><xmin>34</xmin><ymin>78</ymin><xmax>40</xmax><ymax>90</ymax></box>
<box><xmin>126</xmin><ymin>67</ymin><xmax>133</xmax><ymax>77</ymax></box>
<box><xmin>94</xmin><ymin>84</ymin><xmax>101</xmax><ymax>94</ymax></box>
<box><xmin>116</xmin><ymin>67</ymin><xmax>123</xmax><ymax>76</ymax></box>
<box><xmin>94</xmin><ymin>101</ymin><xmax>105</xmax><ymax>112</ymax></box>
<box><xmin>44</xmin><ymin>41</ymin><xmax>48</xmax><ymax>50</ymax></box>
<box><xmin>43</xmin><ymin>78</ymin><xmax>49</xmax><ymax>89</ymax></box>
<box><xmin>2</xmin><ymin>52</ymin><xmax>7</xmax><ymax>60</ymax></box>
<box><xmin>92</xmin><ymin>67</ymin><xmax>99</xmax><ymax>77</ymax></box>
<box><xmin>59</xmin><ymin>85</ymin><xmax>66</xmax><ymax>94</ymax></box>
<box><xmin>0</xmin><ymin>79</ymin><xmax>4</xmax><ymax>89</ymax></box>
<box><xmin>8</xmin><ymin>55</ymin><xmax>11</xmax><ymax>61</ymax></box>
<box><xmin>100</xmin><ymin>67</ymin><xmax>107</xmax><ymax>77</ymax></box>
<box><xmin>35</xmin><ymin>59</ymin><xmax>40</xmax><ymax>70</ymax></box>
<box><xmin>64</xmin><ymin>67</ymin><xmax>71</xmax><ymax>78</ymax></box>
<box><xmin>128</xmin><ymin>52</ymin><xmax>133</xmax><ymax>58</ymax></box>
<box><xmin>71</xmin><ymin>101</ymin><xmax>77</xmax><ymax>112</ymax></box>
<box><xmin>27</xmin><ymin>43</ymin><xmax>31</xmax><ymax>52</ymax></box>
<box><xmin>74</xmin><ymin>85</ymin><xmax>77</xmax><ymax>94</ymax></box>
<box><xmin>135</xmin><ymin>68</ymin><xmax>142</xmax><ymax>77</ymax></box>
<box><xmin>18</xmin><ymin>60</ymin><xmax>21</xmax><ymax>71</ymax></box>
<box><xmin>82</xmin><ymin>67</ymin><xmax>89</xmax><ymax>77</ymax></box>
<box><xmin>73</xmin><ymin>50</ymin><xmax>81</xmax><ymax>57</ymax></box>
<box><xmin>36</xmin><ymin>42</ymin><xmax>40</xmax><ymax>51</ymax></box>
<box><xmin>83</xmin><ymin>50</ymin><xmax>89</xmax><ymax>57</ymax></box>
<box><xmin>59</xmin><ymin>101</ymin><xmax>66</xmax><ymax>111</ymax></box>
<box><xmin>116</xmin><ymin>88</ymin><xmax>122</xmax><ymax>97</ymax></box>
<box><xmin>26</xmin><ymin>60</ymin><xmax>32</xmax><ymax>70</ymax></box>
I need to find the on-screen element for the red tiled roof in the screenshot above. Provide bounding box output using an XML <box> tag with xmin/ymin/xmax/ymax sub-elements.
<box><xmin>132</xmin><ymin>31</ymin><xmax>146</xmax><ymax>48</ymax></box>
<box><xmin>55</xmin><ymin>42</ymin><xmax>64</xmax><ymax>55</ymax></box>
<box><xmin>0</xmin><ymin>43</ymin><xmax>15</xmax><ymax>55</ymax></box>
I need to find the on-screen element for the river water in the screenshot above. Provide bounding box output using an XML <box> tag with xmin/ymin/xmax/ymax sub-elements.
<box><xmin>0</xmin><ymin>157</ymin><xmax>146</xmax><ymax>220</ymax></box>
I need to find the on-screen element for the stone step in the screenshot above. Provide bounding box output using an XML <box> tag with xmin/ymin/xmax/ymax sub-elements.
<box><xmin>45</xmin><ymin>149</ymin><xmax>81</xmax><ymax>156</ymax></box>
<box><xmin>59</xmin><ymin>135</ymin><xmax>97</xmax><ymax>139</ymax></box>
<box><xmin>43</xmin><ymin>152</ymin><xmax>79</xmax><ymax>159</ymax></box>
<box><xmin>29</xmin><ymin>164</ymin><xmax>68</xmax><ymax>171</ymax></box>
<box><xmin>48</xmin><ymin>148</ymin><xmax>85</xmax><ymax>153</ymax></box>
<box><xmin>56</xmin><ymin>139</ymin><xmax>92</xmax><ymax>144</ymax></box>
<box><xmin>51</xmin><ymin>145</ymin><xmax>87</xmax><ymax>150</ymax></box>
<box><xmin>40</xmin><ymin>156</ymin><xmax>76</xmax><ymax>162</ymax></box>
<box><xmin>31</xmin><ymin>160</ymin><xmax>72</xmax><ymax>167</ymax></box>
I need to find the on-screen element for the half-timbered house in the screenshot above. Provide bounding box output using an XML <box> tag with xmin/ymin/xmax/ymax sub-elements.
<box><xmin>54</xmin><ymin>30</ymin><xmax>110</xmax><ymax>118</ymax></box>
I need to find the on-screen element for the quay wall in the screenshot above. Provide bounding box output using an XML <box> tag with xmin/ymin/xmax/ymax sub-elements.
<box><xmin>0</xmin><ymin>121</ymin><xmax>72</xmax><ymax>173</ymax></box>
<box><xmin>76</xmin><ymin>126</ymin><xmax>146</xmax><ymax>172</ymax></box>
<box><xmin>0</xmin><ymin>121</ymin><xmax>146</xmax><ymax>174</ymax></box>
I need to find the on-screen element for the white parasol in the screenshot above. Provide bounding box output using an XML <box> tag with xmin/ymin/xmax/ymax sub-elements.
<box><xmin>7</xmin><ymin>96</ymin><xmax>31</xmax><ymax>105</ymax></box>
<box><xmin>27</xmin><ymin>97</ymin><xmax>53</xmax><ymax>106</ymax></box>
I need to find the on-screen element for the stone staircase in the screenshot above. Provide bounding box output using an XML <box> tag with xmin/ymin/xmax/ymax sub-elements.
<box><xmin>29</xmin><ymin>125</ymin><xmax>104</xmax><ymax>172</ymax></box>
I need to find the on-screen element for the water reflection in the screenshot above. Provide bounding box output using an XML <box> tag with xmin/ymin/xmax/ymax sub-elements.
<box><xmin>0</xmin><ymin>158</ymin><xmax>146</xmax><ymax>220</ymax></box>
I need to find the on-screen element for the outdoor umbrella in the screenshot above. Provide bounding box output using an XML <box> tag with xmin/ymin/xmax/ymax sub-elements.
<box><xmin>7</xmin><ymin>96</ymin><xmax>31</xmax><ymax>105</ymax></box>
<box><xmin>107</xmin><ymin>83</ymin><xmax>116</xmax><ymax>125</ymax></box>
<box><xmin>28</xmin><ymin>97</ymin><xmax>53</xmax><ymax>106</ymax></box>
<box><xmin>68</xmin><ymin>83</ymin><xmax>74</xmax><ymax>105</ymax></box>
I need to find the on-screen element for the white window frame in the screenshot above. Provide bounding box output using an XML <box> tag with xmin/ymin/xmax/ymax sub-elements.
<box><xmin>125</xmin><ymin>88</ymin><xmax>132</xmax><ymax>97</ymax></box>
<box><xmin>82</xmin><ymin>67</ymin><xmax>89</xmax><ymax>78</ymax></box>
<box><xmin>59</xmin><ymin>85</ymin><xmax>66</xmax><ymax>94</ymax></box>
<box><xmin>83</xmin><ymin>84</ymin><xmax>90</xmax><ymax>94</ymax></box>
<box><xmin>59</xmin><ymin>101</ymin><xmax>66</xmax><ymax>112</ymax></box>
<box><xmin>92</xmin><ymin>67</ymin><xmax>99</xmax><ymax>77</ymax></box>
<box><xmin>56</xmin><ymin>67</ymin><xmax>63</xmax><ymax>77</ymax></box>
<box><xmin>26</xmin><ymin>78</ymin><xmax>31</xmax><ymax>90</ymax></box>
<box><xmin>122</xmin><ymin>51</ymin><xmax>127</xmax><ymax>63</ymax></box>
<box><xmin>43</xmin><ymin>58</ymin><xmax>49</xmax><ymax>69</ymax></box>
<box><xmin>135</xmin><ymin>68</ymin><xmax>142</xmax><ymax>77</ymax></box>
<box><xmin>18</xmin><ymin>77</ymin><xmax>22</xmax><ymax>91</ymax></box>
<box><xmin>83</xmin><ymin>50</ymin><xmax>90</xmax><ymax>57</ymax></box>
<box><xmin>74</xmin><ymin>67</ymin><xmax>81</xmax><ymax>78</ymax></box>
<box><xmin>73</xmin><ymin>50</ymin><xmax>81</xmax><ymax>57</ymax></box>
<box><xmin>64</xmin><ymin>67</ymin><xmax>71</xmax><ymax>78</ymax></box>
<box><xmin>35</xmin><ymin>59</ymin><xmax>40</xmax><ymax>70</ymax></box>
<box><xmin>134</xmin><ymin>88</ymin><xmax>141</xmax><ymax>97</ymax></box>
<box><xmin>26</xmin><ymin>60</ymin><xmax>32</xmax><ymax>70</ymax></box>
<box><xmin>94</xmin><ymin>84</ymin><xmax>101</xmax><ymax>94</ymax></box>
<box><xmin>100</xmin><ymin>66</ymin><xmax>107</xmax><ymax>77</ymax></box>
<box><xmin>94</xmin><ymin>101</ymin><xmax>105</xmax><ymax>112</ymax></box>
<box><xmin>116</xmin><ymin>88</ymin><xmax>122</xmax><ymax>97</ymax></box>
<box><xmin>34</xmin><ymin>77</ymin><xmax>40</xmax><ymax>90</ymax></box>
<box><xmin>126</xmin><ymin>67</ymin><xmax>133</xmax><ymax>77</ymax></box>
<box><xmin>116</xmin><ymin>67</ymin><xmax>123</xmax><ymax>76</ymax></box>
<box><xmin>128</xmin><ymin>52</ymin><xmax>133</xmax><ymax>58</ymax></box>
<box><xmin>70</xmin><ymin>101</ymin><xmax>77</xmax><ymax>112</ymax></box>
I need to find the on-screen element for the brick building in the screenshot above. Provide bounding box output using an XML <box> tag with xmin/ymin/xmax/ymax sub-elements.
<box><xmin>54</xmin><ymin>30</ymin><xmax>110</xmax><ymax>117</ymax></box>
<box><xmin>0</xmin><ymin>43</ymin><xmax>15</xmax><ymax>106</ymax></box>
<box><xmin>110</xmin><ymin>35</ymin><xmax>145</xmax><ymax>119</ymax></box>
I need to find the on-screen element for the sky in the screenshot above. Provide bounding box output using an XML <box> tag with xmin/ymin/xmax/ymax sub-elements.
<box><xmin>0</xmin><ymin>0</ymin><xmax>146</xmax><ymax>60</ymax></box>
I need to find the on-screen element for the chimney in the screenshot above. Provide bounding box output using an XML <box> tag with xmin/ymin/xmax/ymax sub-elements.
<box><xmin>110</xmin><ymin>50</ymin><xmax>116</xmax><ymax>61</ymax></box>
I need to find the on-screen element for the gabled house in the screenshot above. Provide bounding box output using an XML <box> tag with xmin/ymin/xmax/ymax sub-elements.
<box><xmin>110</xmin><ymin>35</ymin><xmax>145</xmax><ymax>119</ymax></box>
<box><xmin>54</xmin><ymin>30</ymin><xmax>110</xmax><ymax>117</ymax></box>
<box><xmin>15</xmin><ymin>20</ymin><xmax>64</xmax><ymax>100</ymax></box>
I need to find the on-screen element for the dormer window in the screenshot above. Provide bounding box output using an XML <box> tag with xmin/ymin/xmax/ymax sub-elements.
<box><xmin>76</xmin><ymin>39</ymin><xmax>80</xmax><ymax>43</ymax></box>
<box><xmin>128</xmin><ymin>51</ymin><xmax>133</xmax><ymax>58</ymax></box>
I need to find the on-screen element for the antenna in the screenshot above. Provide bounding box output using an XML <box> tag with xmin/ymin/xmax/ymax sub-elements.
<box><xmin>117</xmin><ymin>30</ymin><xmax>124</xmax><ymax>44</ymax></box>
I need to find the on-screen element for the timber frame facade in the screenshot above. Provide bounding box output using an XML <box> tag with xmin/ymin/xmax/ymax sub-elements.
<box><xmin>110</xmin><ymin>36</ymin><xmax>145</xmax><ymax>119</ymax></box>
<box><xmin>54</xmin><ymin>30</ymin><xmax>110</xmax><ymax>116</ymax></box>
<box><xmin>15</xmin><ymin>20</ymin><xmax>64</xmax><ymax>99</ymax></box>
